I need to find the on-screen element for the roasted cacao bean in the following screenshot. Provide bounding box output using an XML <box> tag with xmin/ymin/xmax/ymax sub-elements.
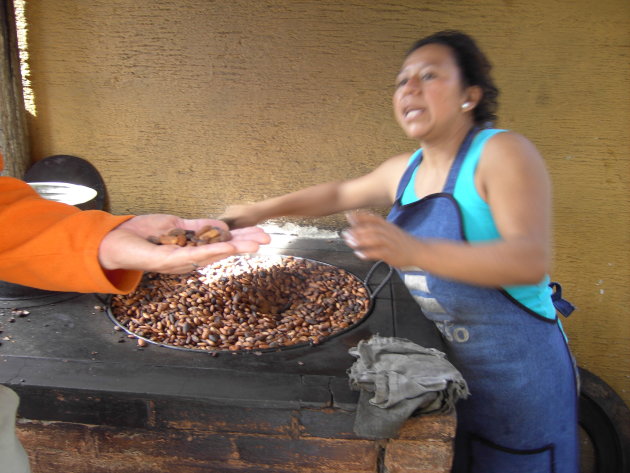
<box><xmin>110</xmin><ymin>255</ymin><xmax>369</xmax><ymax>352</ymax></box>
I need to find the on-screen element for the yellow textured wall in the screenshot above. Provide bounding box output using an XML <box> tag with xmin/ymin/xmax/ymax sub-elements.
<box><xmin>17</xmin><ymin>1</ymin><xmax>630</xmax><ymax>405</ymax></box>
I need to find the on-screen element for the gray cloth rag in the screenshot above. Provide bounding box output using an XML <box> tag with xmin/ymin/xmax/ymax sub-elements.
<box><xmin>347</xmin><ymin>335</ymin><xmax>469</xmax><ymax>439</ymax></box>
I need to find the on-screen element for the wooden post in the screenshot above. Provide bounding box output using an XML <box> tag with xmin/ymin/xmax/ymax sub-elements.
<box><xmin>0</xmin><ymin>0</ymin><xmax>30</xmax><ymax>178</ymax></box>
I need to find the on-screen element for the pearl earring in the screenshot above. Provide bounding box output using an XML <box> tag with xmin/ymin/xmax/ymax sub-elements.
<box><xmin>461</xmin><ymin>102</ymin><xmax>471</xmax><ymax>110</ymax></box>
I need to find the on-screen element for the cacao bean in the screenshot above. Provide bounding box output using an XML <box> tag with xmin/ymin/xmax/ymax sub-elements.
<box><xmin>110</xmin><ymin>255</ymin><xmax>370</xmax><ymax>352</ymax></box>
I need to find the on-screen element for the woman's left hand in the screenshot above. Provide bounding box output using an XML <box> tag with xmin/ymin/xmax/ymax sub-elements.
<box><xmin>342</xmin><ymin>211</ymin><xmax>422</xmax><ymax>268</ymax></box>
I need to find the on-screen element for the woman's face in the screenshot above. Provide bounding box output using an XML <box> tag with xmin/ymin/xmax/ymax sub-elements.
<box><xmin>392</xmin><ymin>43</ymin><xmax>471</xmax><ymax>141</ymax></box>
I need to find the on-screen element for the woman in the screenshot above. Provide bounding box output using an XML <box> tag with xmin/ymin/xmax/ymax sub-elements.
<box><xmin>223</xmin><ymin>30</ymin><xmax>579</xmax><ymax>473</ymax></box>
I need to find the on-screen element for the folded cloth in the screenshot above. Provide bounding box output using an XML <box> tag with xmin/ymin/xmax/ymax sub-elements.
<box><xmin>347</xmin><ymin>335</ymin><xmax>469</xmax><ymax>439</ymax></box>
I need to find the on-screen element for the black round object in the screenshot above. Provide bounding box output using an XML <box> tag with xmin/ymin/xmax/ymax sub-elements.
<box><xmin>578</xmin><ymin>367</ymin><xmax>630</xmax><ymax>473</ymax></box>
<box><xmin>23</xmin><ymin>154</ymin><xmax>106</xmax><ymax>210</ymax></box>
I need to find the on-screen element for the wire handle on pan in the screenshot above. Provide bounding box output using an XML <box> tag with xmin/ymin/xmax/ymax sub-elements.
<box><xmin>363</xmin><ymin>260</ymin><xmax>393</xmax><ymax>300</ymax></box>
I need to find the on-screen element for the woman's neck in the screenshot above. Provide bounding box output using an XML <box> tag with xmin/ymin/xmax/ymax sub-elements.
<box><xmin>420</xmin><ymin>121</ymin><xmax>475</xmax><ymax>167</ymax></box>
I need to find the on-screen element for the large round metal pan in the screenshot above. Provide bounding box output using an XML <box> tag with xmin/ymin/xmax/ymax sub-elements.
<box><xmin>105</xmin><ymin>255</ymin><xmax>392</xmax><ymax>354</ymax></box>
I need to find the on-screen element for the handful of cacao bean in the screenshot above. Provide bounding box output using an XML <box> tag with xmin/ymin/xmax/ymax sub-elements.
<box><xmin>148</xmin><ymin>225</ymin><xmax>232</xmax><ymax>247</ymax></box>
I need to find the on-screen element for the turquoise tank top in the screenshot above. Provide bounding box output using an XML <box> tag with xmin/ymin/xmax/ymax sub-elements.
<box><xmin>400</xmin><ymin>128</ymin><xmax>555</xmax><ymax>319</ymax></box>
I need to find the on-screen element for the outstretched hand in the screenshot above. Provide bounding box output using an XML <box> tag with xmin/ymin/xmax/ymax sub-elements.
<box><xmin>98</xmin><ymin>214</ymin><xmax>270</xmax><ymax>274</ymax></box>
<box><xmin>219</xmin><ymin>204</ymin><xmax>263</xmax><ymax>230</ymax></box>
<box><xmin>342</xmin><ymin>211</ymin><xmax>422</xmax><ymax>269</ymax></box>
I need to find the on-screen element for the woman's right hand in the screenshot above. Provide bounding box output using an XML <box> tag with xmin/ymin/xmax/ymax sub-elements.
<box><xmin>219</xmin><ymin>204</ymin><xmax>263</xmax><ymax>229</ymax></box>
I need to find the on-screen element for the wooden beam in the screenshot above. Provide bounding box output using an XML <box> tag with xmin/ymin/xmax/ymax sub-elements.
<box><xmin>0</xmin><ymin>0</ymin><xmax>30</xmax><ymax>178</ymax></box>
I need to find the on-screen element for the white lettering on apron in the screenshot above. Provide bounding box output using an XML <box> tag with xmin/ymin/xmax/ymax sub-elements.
<box><xmin>404</xmin><ymin>273</ymin><xmax>429</xmax><ymax>292</ymax></box>
<box><xmin>412</xmin><ymin>294</ymin><xmax>446</xmax><ymax>314</ymax></box>
<box><xmin>435</xmin><ymin>320</ymin><xmax>470</xmax><ymax>343</ymax></box>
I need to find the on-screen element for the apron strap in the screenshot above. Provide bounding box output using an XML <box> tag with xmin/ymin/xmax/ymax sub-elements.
<box><xmin>395</xmin><ymin>126</ymin><xmax>480</xmax><ymax>203</ymax></box>
<box><xmin>549</xmin><ymin>282</ymin><xmax>576</xmax><ymax>317</ymax></box>
<box><xmin>442</xmin><ymin>127</ymin><xmax>479</xmax><ymax>194</ymax></box>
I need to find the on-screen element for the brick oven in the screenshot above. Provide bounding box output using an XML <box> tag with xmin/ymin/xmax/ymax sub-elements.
<box><xmin>0</xmin><ymin>235</ymin><xmax>455</xmax><ymax>473</ymax></box>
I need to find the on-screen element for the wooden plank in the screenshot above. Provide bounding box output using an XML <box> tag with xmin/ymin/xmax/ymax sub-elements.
<box><xmin>384</xmin><ymin>439</ymin><xmax>454</xmax><ymax>473</ymax></box>
<box><xmin>17</xmin><ymin>420</ymin><xmax>381</xmax><ymax>473</ymax></box>
<box><xmin>0</xmin><ymin>0</ymin><xmax>30</xmax><ymax>178</ymax></box>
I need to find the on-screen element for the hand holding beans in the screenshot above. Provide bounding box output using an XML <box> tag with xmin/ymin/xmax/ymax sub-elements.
<box><xmin>98</xmin><ymin>215</ymin><xmax>270</xmax><ymax>275</ymax></box>
<box><xmin>148</xmin><ymin>225</ymin><xmax>232</xmax><ymax>246</ymax></box>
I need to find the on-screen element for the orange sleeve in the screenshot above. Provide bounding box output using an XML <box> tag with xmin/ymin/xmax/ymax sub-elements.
<box><xmin>0</xmin><ymin>168</ymin><xmax>142</xmax><ymax>294</ymax></box>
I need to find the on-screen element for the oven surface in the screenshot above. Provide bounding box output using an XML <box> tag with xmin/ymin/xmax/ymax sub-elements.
<box><xmin>0</xmin><ymin>236</ymin><xmax>443</xmax><ymax>410</ymax></box>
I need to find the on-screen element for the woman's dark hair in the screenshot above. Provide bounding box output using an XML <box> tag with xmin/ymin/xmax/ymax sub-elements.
<box><xmin>407</xmin><ymin>30</ymin><xmax>499</xmax><ymax>126</ymax></box>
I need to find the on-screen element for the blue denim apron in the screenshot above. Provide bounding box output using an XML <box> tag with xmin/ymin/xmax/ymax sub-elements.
<box><xmin>386</xmin><ymin>129</ymin><xmax>579</xmax><ymax>473</ymax></box>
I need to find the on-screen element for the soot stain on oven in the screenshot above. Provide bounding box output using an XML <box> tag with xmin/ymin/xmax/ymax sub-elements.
<box><xmin>108</xmin><ymin>255</ymin><xmax>374</xmax><ymax>354</ymax></box>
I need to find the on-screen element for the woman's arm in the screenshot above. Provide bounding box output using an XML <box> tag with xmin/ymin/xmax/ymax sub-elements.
<box><xmin>343</xmin><ymin>132</ymin><xmax>552</xmax><ymax>287</ymax></box>
<box><xmin>221</xmin><ymin>153</ymin><xmax>411</xmax><ymax>228</ymax></box>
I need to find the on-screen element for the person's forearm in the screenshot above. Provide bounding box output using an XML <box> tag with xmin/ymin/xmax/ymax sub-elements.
<box><xmin>409</xmin><ymin>238</ymin><xmax>550</xmax><ymax>287</ymax></box>
<box><xmin>223</xmin><ymin>173</ymin><xmax>393</xmax><ymax>229</ymax></box>
<box><xmin>343</xmin><ymin>212</ymin><xmax>550</xmax><ymax>287</ymax></box>
<box><xmin>249</xmin><ymin>181</ymin><xmax>351</xmax><ymax>221</ymax></box>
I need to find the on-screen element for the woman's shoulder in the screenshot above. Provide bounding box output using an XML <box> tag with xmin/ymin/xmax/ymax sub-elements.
<box><xmin>482</xmin><ymin>129</ymin><xmax>538</xmax><ymax>153</ymax></box>
<box><xmin>478</xmin><ymin>129</ymin><xmax>548</xmax><ymax>182</ymax></box>
<box><xmin>374</xmin><ymin>151</ymin><xmax>416</xmax><ymax>175</ymax></box>
<box><xmin>481</xmin><ymin>130</ymin><xmax>543</xmax><ymax>164</ymax></box>
<box><xmin>362</xmin><ymin>151</ymin><xmax>416</xmax><ymax>198</ymax></box>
